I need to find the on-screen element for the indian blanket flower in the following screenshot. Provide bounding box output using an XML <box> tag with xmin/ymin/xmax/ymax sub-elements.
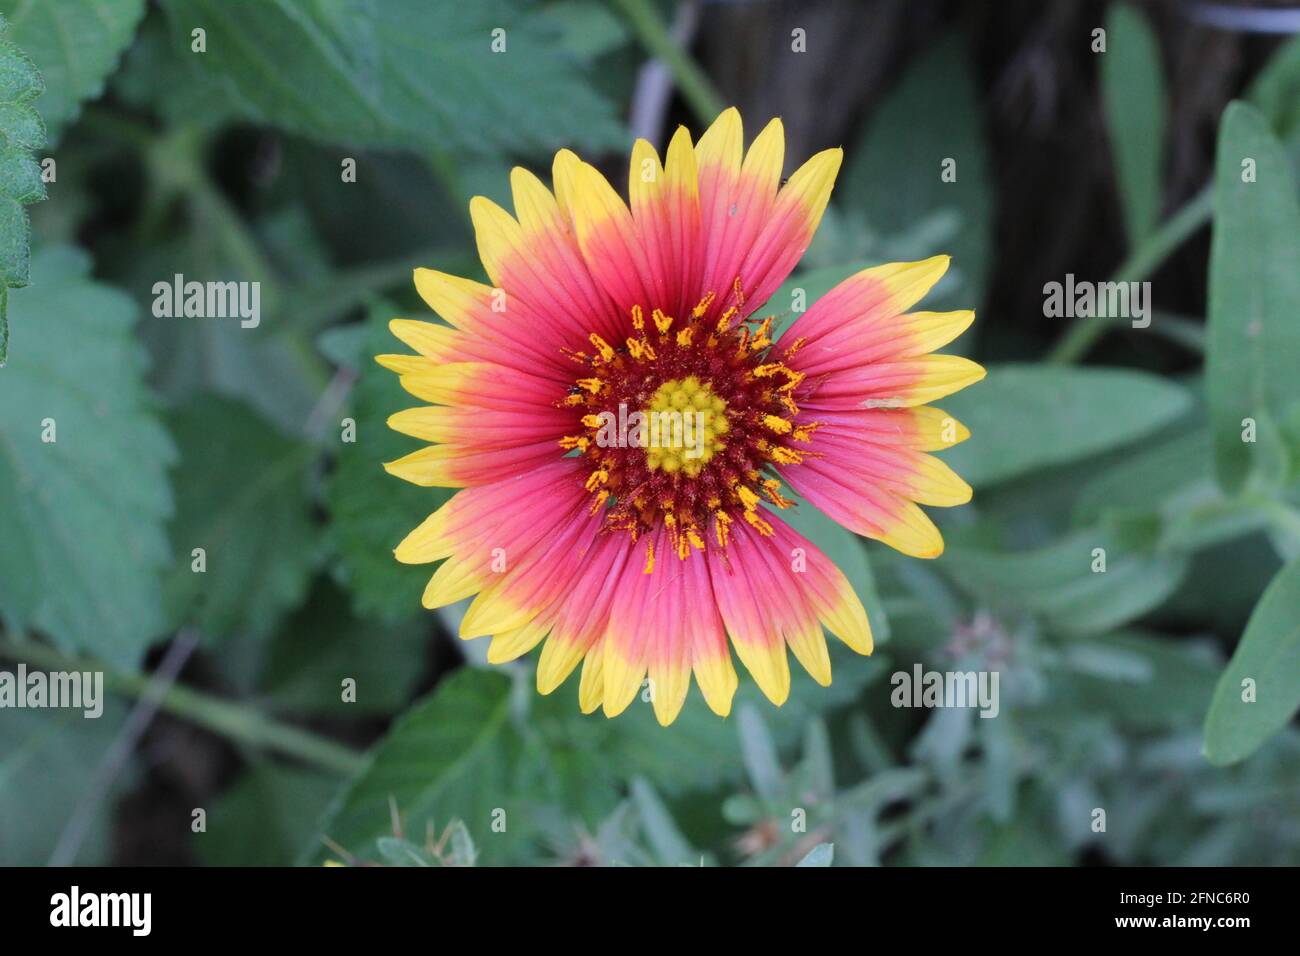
<box><xmin>378</xmin><ymin>107</ymin><xmax>984</xmax><ymax>725</ymax></box>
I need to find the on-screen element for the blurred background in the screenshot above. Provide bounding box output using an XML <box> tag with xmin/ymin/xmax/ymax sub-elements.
<box><xmin>2</xmin><ymin>0</ymin><xmax>1300</xmax><ymax>866</ymax></box>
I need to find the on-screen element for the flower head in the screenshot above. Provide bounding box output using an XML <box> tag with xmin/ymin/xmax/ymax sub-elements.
<box><xmin>379</xmin><ymin>108</ymin><xmax>984</xmax><ymax>725</ymax></box>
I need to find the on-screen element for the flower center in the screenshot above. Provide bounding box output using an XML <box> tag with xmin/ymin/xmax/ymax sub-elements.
<box><xmin>559</xmin><ymin>292</ymin><xmax>817</xmax><ymax>562</ymax></box>
<box><xmin>644</xmin><ymin>376</ymin><xmax>728</xmax><ymax>478</ymax></box>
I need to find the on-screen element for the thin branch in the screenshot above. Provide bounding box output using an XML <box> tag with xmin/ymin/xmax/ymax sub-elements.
<box><xmin>0</xmin><ymin>636</ymin><xmax>364</xmax><ymax>777</ymax></box>
<box><xmin>1047</xmin><ymin>185</ymin><xmax>1213</xmax><ymax>364</ymax></box>
<box><xmin>47</xmin><ymin>629</ymin><xmax>202</xmax><ymax>866</ymax></box>
<box><xmin>613</xmin><ymin>0</ymin><xmax>725</xmax><ymax>127</ymax></box>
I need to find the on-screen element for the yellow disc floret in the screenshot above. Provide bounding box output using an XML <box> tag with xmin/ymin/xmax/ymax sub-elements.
<box><xmin>644</xmin><ymin>377</ymin><xmax>729</xmax><ymax>478</ymax></box>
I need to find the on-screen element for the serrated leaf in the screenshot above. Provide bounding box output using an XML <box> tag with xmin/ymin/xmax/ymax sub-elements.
<box><xmin>1204</xmin><ymin>554</ymin><xmax>1300</xmax><ymax>765</ymax></box>
<box><xmin>1101</xmin><ymin>3</ymin><xmax>1166</xmax><ymax>244</ymax></box>
<box><xmin>0</xmin><ymin>14</ymin><xmax>45</xmax><ymax>364</ymax></box>
<box><xmin>0</xmin><ymin>246</ymin><xmax>173</xmax><ymax>666</ymax></box>
<box><xmin>164</xmin><ymin>395</ymin><xmax>320</xmax><ymax>642</ymax></box>
<box><xmin>541</xmin><ymin>0</ymin><xmax>630</xmax><ymax>61</ymax></box>
<box><xmin>306</xmin><ymin>668</ymin><xmax>523</xmax><ymax>864</ymax></box>
<box><xmin>0</xmin><ymin>0</ymin><xmax>146</xmax><ymax>141</ymax></box>
<box><xmin>327</xmin><ymin>304</ymin><xmax>454</xmax><ymax>622</ymax></box>
<box><xmin>941</xmin><ymin>364</ymin><xmax>1193</xmax><ymax>487</ymax></box>
<box><xmin>1205</xmin><ymin>101</ymin><xmax>1300</xmax><ymax>495</ymax></box>
<box><xmin>841</xmin><ymin>33</ymin><xmax>991</xmax><ymax>310</ymax></box>
<box><xmin>154</xmin><ymin>0</ymin><xmax>626</xmax><ymax>157</ymax></box>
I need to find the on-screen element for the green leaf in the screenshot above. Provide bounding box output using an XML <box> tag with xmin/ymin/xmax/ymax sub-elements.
<box><xmin>306</xmin><ymin>668</ymin><xmax>524</xmax><ymax>864</ymax></box>
<box><xmin>1069</xmin><ymin>427</ymin><xmax>1276</xmax><ymax>552</ymax></box>
<box><xmin>795</xmin><ymin>842</ymin><xmax>834</xmax><ymax>867</ymax></box>
<box><xmin>941</xmin><ymin>364</ymin><xmax>1193</xmax><ymax>487</ymax></box>
<box><xmin>1164</xmin><ymin>532</ymin><xmax>1284</xmax><ymax>637</ymax></box>
<box><xmin>540</xmin><ymin>0</ymin><xmax>630</xmax><ymax>61</ymax></box>
<box><xmin>841</xmin><ymin>33</ymin><xmax>992</xmax><ymax>310</ymax></box>
<box><xmin>1246</xmin><ymin>30</ymin><xmax>1300</xmax><ymax>143</ymax></box>
<box><xmin>326</xmin><ymin>304</ymin><xmax>454</xmax><ymax>622</ymax></box>
<box><xmin>0</xmin><ymin>246</ymin><xmax>173</xmax><ymax>666</ymax></box>
<box><xmin>0</xmin><ymin>700</ymin><xmax>127</xmax><ymax>865</ymax></box>
<box><xmin>197</xmin><ymin>763</ymin><xmax>335</xmax><ymax>866</ymax></box>
<box><xmin>737</xmin><ymin>705</ymin><xmax>784</xmax><ymax>802</ymax></box>
<box><xmin>628</xmin><ymin>778</ymin><xmax>695</xmax><ymax>866</ymax></box>
<box><xmin>164</xmin><ymin>396</ymin><xmax>320</xmax><ymax>642</ymax></box>
<box><xmin>258</xmin><ymin>580</ymin><xmax>429</xmax><ymax>716</ymax></box>
<box><xmin>1204</xmin><ymin>554</ymin><xmax>1300</xmax><ymax>764</ymax></box>
<box><xmin>1073</xmin><ymin>428</ymin><xmax>1209</xmax><ymax>526</ymax></box>
<box><xmin>0</xmin><ymin>13</ymin><xmax>45</xmax><ymax>365</ymax></box>
<box><xmin>0</xmin><ymin>0</ymin><xmax>145</xmax><ymax>140</ymax></box>
<box><xmin>940</xmin><ymin>527</ymin><xmax>1188</xmax><ymax>635</ymax></box>
<box><xmin>1045</xmin><ymin>629</ymin><xmax>1219</xmax><ymax>730</ymax></box>
<box><xmin>1101</xmin><ymin>3</ymin><xmax>1165</xmax><ymax>244</ymax></box>
<box><xmin>1206</xmin><ymin>101</ymin><xmax>1300</xmax><ymax>494</ymax></box>
<box><xmin>154</xmin><ymin>0</ymin><xmax>626</xmax><ymax>156</ymax></box>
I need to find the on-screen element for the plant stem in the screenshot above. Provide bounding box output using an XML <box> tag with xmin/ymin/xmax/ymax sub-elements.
<box><xmin>612</xmin><ymin>0</ymin><xmax>725</xmax><ymax>127</ymax></box>
<box><xmin>1047</xmin><ymin>185</ymin><xmax>1214</xmax><ymax>364</ymax></box>
<box><xmin>0</xmin><ymin>637</ymin><xmax>365</xmax><ymax>776</ymax></box>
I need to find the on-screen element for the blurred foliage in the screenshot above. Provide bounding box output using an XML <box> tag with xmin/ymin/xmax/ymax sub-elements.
<box><xmin>2</xmin><ymin>0</ymin><xmax>1300</xmax><ymax>868</ymax></box>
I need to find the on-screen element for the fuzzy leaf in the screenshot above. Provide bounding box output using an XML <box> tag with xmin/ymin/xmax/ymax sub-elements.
<box><xmin>1204</xmin><ymin>554</ymin><xmax>1300</xmax><ymax>765</ymax></box>
<box><xmin>1101</xmin><ymin>3</ymin><xmax>1166</xmax><ymax>244</ymax></box>
<box><xmin>0</xmin><ymin>246</ymin><xmax>173</xmax><ymax>666</ymax></box>
<box><xmin>0</xmin><ymin>13</ymin><xmax>45</xmax><ymax>364</ymax></box>
<box><xmin>1205</xmin><ymin>102</ymin><xmax>1300</xmax><ymax>494</ymax></box>
<box><xmin>0</xmin><ymin>0</ymin><xmax>145</xmax><ymax>140</ymax></box>
<box><xmin>942</xmin><ymin>364</ymin><xmax>1193</xmax><ymax>487</ymax></box>
<box><xmin>154</xmin><ymin>0</ymin><xmax>625</xmax><ymax>156</ymax></box>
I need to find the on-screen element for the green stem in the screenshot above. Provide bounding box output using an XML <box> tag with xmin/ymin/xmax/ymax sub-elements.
<box><xmin>1048</xmin><ymin>185</ymin><xmax>1214</xmax><ymax>364</ymax></box>
<box><xmin>612</xmin><ymin>0</ymin><xmax>725</xmax><ymax>126</ymax></box>
<box><xmin>0</xmin><ymin>637</ymin><xmax>365</xmax><ymax>776</ymax></box>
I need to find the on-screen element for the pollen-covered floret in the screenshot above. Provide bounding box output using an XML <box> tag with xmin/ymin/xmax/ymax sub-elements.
<box><xmin>644</xmin><ymin>376</ymin><xmax>728</xmax><ymax>477</ymax></box>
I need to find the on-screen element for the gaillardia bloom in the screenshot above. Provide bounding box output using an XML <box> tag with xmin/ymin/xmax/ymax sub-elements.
<box><xmin>379</xmin><ymin>108</ymin><xmax>984</xmax><ymax>725</ymax></box>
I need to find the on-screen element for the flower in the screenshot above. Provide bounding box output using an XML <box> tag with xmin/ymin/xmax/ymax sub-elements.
<box><xmin>378</xmin><ymin>108</ymin><xmax>984</xmax><ymax>725</ymax></box>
